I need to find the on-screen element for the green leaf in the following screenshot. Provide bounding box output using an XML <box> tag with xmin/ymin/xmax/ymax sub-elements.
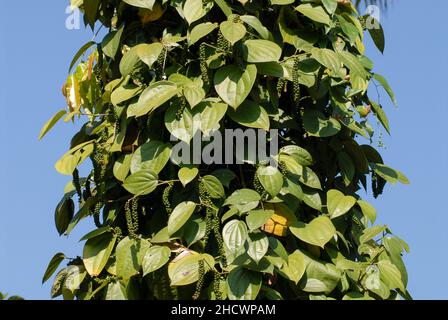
<box><xmin>246</xmin><ymin>233</ymin><xmax>269</xmax><ymax>263</ymax></box>
<box><xmin>271</xmin><ymin>0</ymin><xmax>294</xmax><ymax>4</ymax></box>
<box><xmin>303</xmin><ymin>109</ymin><xmax>341</xmax><ymax>137</ymax></box>
<box><xmin>54</xmin><ymin>197</ymin><xmax>74</xmax><ymax>236</ymax></box>
<box><xmin>183</xmin><ymin>0</ymin><xmax>205</xmax><ymax>24</ymax></box>
<box><xmin>370</xmin><ymin>101</ymin><xmax>390</xmax><ymax>134</ymax></box>
<box><xmin>368</xmin><ymin>18</ymin><xmax>385</xmax><ymax>54</ymax></box>
<box><xmin>280</xmin><ymin>145</ymin><xmax>313</xmax><ymax>166</ymax></box>
<box><xmin>338</xmin><ymin>51</ymin><xmax>368</xmax><ymax>79</ymax></box>
<box><xmin>289</xmin><ymin>216</ymin><xmax>336</xmax><ymax>248</ymax></box>
<box><xmin>225</xmin><ymin>189</ymin><xmax>261</xmax><ymax>212</ymax></box>
<box><xmin>337</xmin><ymin>151</ymin><xmax>355</xmax><ymax>186</ymax></box>
<box><xmin>311</xmin><ymin>48</ymin><xmax>341</xmax><ymax>72</ymax></box>
<box><xmin>130</xmin><ymin>141</ymin><xmax>172</xmax><ymax>174</ymax></box>
<box><xmin>246</xmin><ymin>209</ymin><xmax>274</xmax><ymax>232</ymax></box>
<box><xmin>164</xmin><ymin>103</ymin><xmax>195</xmax><ymax>142</ymax></box>
<box><xmin>295</xmin><ymin>3</ymin><xmax>331</xmax><ymax>26</ymax></box>
<box><xmin>83</xmin><ymin>232</ymin><xmax>116</xmax><ymax>277</ymax></box>
<box><xmin>65</xmin><ymin>196</ymin><xmax>96</xmax><ymax>235</ymax></box>
<box><xmin>214</xmin><ymin>64</ymin><xmax>257</xmax><ymax>109</ymax></box>
<box><xmin>268</xmin><ymin>237</ymin><xmax>289</xmax><ymax>262</ymax></box>
<box><xmin>123</xmin><ymin>170</ymin><xmax>159</xmax><ymax>195</ymax></box>
<box><xmin>257</xmin><ymin>166</ymin><xmax>283</xmax><ymax>197</ymax></box>
<box><xmin>300</xmin><ymin>167</ymin><xmax>322</xmax><ymax>190</ymax></box>
<box><xmin>373</xmin><ymin>73</ymin><xmax>397</xmax><ymax>106</ymax></box>
<box><xmin>189</xmin><ymin>22</ymin><xmax>219</xmax><ymax>46</ymax></box>
<box><xmin>105</xmin><ymin>281</ymin><xmax>127</xmax><ymax>300</ymax></box>
<box><xmin>183</xmin><ymin>83</ymin><xmax>206</xmax><ymax>108</ymax></box>
<box><xmin>279</xmin><ymin>154</ymin><xmax>321</xmax><ymax>189</ymax></box>
<box><xmin>128</xmin><ymin>81</ymin><xmax>178</xmax><ymax>117</ymax></box>
<box><xmin>135</xmin><ymin>43</ymin><xmax>164</xmax><ymax>68</ymax></box>
<box><xmin>223</xmin><ymin>220</ymin><xmax>249</xmax><ymax>254</ymax></box>
<box><xmin>183</xmin><ymin>216</ymin><xmax>207</xmax><ymax>245</ymax></box>
<box><xmin>360</xmin><ymin>225</ymin><xmax>387</xmax><ymax>244</ymax></box>
<box><xmin>119</xmin><ymin>46</ymin><xmax>141</xmax><ymax>77</ymax></box>
<box><xmin>123</xmin><ymin>0</ymin><xmax>155</xmax><ymax>9</ymax></box>
<box><xmin>178</xmin><ymin>167</ymin><xmax>199</xmax><ymax>186</ymax></box>
<box><xmin>69</xmin><ymin>41</ymin><xmax>96</xmax><ymax>72</ymax></box>
<box><xmin>195</xmin><ymin>100</ymin><xmax>227</xmax><ymax>135</ymax></box>
<box><xmin>168</xmin><ymin>252</ymin><xmax>215</xmax><ymax>286</ymax></box>
<box><xmin>214</xmin><ymin>0</ymin><xmax>232</xmax><ymax>16</ymax></box>
<box><xmin>102</xmin><ymin>25</ymin><xmax>125</xmax><ymax>59</ymax></box>
<box><xmin>239</xmin><ymin>15</ymin><xmax>273</xmax><ymax>40</ymax></box>
<box><xmin>201</xmin><ymin>175</ymin><xmax>225</xmax><ymax>199</ymax></box>
<box><xmin>357</xmin><ymin>200</ymin><xmax>377</xmax><ymax>224</ymax></box>
<box><xmin>262</xmin><ymin>286</ymin><xmax>284</xmax><ymax>300</ymax></box>
<box><xmin>64</xmin><ymin>265</ymin><xmax>87</xmax><ymax>294</ymax></box>
<box><xmin>227</xmin><ymin>100</ymin><xmax>270</xmax><ymax>130</ymax></box>
<box><xmin>321</xmin><ymin>0</ymin><xmax>337</xmax><ymax>14</ymax></box>
<box><xmin>242</xmin><ymin>40</ymin><xmax>282</xmax><ymax>63</ymax></box>
<box><xmin>302</xmin><ymin>254</ymin><xmax>341</xmax><ymax>294</ymax></box>
<box><xmin>79</xmin><ymin>227</ymin><xmax>111</xmax><ymax>241</ymax></box>
<box><xmin>220</xmin><ymin>21</ymin><xmax>246</xmax><ymax>45</ymax></box>
<box><xmin>111</xmin><ymin>84</ymin><xmax>142</xmax><ymax>106</ymax></box>
<box><xmin>38</xmin><ymin>110</ymin><xmax>67</xmax><ymax>140</ymax></box>
<box><xmin>116</xmin><ymin>237</ymin><xmax>151</xmax><ymax>281</ymax></box>
<box><xmin>327</xmin><ymin>189</ymin><xmax>356</xmax><ymax>219</ymax></box>
<box><xmin>371</xmin><ymin>163</ymin><xmax>410</xmax><ymax>185</ymax></box>
<box><xmin>280</xmin><ymin>250</ymin><xmax>306</xmax><ymax>284</ymax></box>
<box><xmin>302</xmin><ymin>186</ymin><xmax>323</xmax><ymax>211</ymax></box>
<box><xmin>142</xmin><ymin>246</ymin><xmax>171</xmax><ymax>276</ymax></box>
<box><xmin>42</xmin><ymin>253</ymin><xmax>66</xmax><ymax>284</ymax></box>
<box><xmin>337</xmin><ymin>14</ymin><xmax>361</xmax><ymax>44</ymax></box>
<box><xmin>55</xmin><ymin>141</ymin><xmax>94</xmax><ymax>175</ymax></box>
<box><xmin>113</xmin><ymin>154</ymin><xmax>132</xmax><ymax>182</ymax></box>
<box><xmin>168</xmin><ymin>201</ymin><xmax>197</xmax><ymax>235</ymax></box>
<box><xmin>378</xmin><ymin>260</ymin><xmax>405</xmax><ymax>292</ymax></box>
<box><xmin>227</xmin><ymin>267</ymin><xmax>262</xmax><ymax>300</ymax></box>
<box><xmin>51</xmin><ymin>268</ymin><xmax>68</xmax><ymax>298</ymax></box>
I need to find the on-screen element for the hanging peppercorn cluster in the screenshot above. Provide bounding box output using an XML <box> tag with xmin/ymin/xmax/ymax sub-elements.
<box><xmin>199</xmin><ymin>43</ymin><xmax>210</xmax><ymax>86</ymax></box>
<box><xmin>199</xmin><ymin>180</ymin><xmax>226</xmax><ymax>266</ymax></box>
<box><xmin>162</xmin><ymin>181</ymin><xmax>174</xmax><ymax>214</ymax></box>
<box><xmin>124</xmin><ymin>198</ymin><xmax>139</xmax><ymax>238</ymax></box>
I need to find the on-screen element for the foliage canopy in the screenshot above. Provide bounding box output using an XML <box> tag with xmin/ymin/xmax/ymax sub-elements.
<box><xmin>41</xmin><ymin>0</ymin><xmax>409</xmax><ymax>300</ymax></box>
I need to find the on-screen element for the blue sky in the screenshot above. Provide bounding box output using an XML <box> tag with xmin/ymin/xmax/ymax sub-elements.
<box><xmin>0</xmin><ymin>1</ymin><xmax>447</xmax><ymax>299</ymax></box>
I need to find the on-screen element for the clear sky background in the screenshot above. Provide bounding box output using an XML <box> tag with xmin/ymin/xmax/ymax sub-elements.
<box><xmin>0</xmin><ymin>0</ymin><xmax>446</xmax><ymax>300</ymax></box>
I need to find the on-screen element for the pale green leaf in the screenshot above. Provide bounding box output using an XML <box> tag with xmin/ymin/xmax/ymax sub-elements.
<box><xmin>38</xmin><ymin>110</ymin><xmax>67</xmax><ymax>140</ymax></box>
<box><xmin>327</xmin><ymin>189</ymin><xmax>357</xmax><ymax>219</ymax></box>
<box><xmin>123</xmin><ymin>170</ymin><xmax>159</xmax><ymax>195</ymax></box>
<box><xmin>223</xmin><ymin>220</ymin><xmax>248</xmax><ymax>253</ymax></box>
<box><xmin>178</xmin><ymin>167</ymin><xmax>199</xmax><ymax>186</ymax></box>
<box><xmin>246</xmin><ymin>209</ymin><xmax>274</xmax><ymax>232</ymax></box>
<box><xmin>83</xmin><ymin>233</ymin><xmax>116</xmax><ymax>277</ymax></box>
<box><xmin>243</xmin><ymin>39</ymin><xmax>282</xmax><ymax>63</ymax></box>
<box><xmin>130</xmin><ymin>141</ymin><xmax>172</xmax><ymax>174</ymax></box>
<box><xmin>295</xmin><ymin>3</ymin><xmax>331</xmax><ymax>25</ymax></box>
<box><xmin>289</xmin><ymin>216</ymin><xmax>336</xmax><ymax>248</ymax></box>
<box><xmin>142</xmin><ymin>246</ymin><xmax>171</xmax><ymax>276</ymax></box>
<box><xmin>189</xmin><ymin>22</ymin><xmax>219</xmax><ymax>45</ymax></box>
<box><xmin>220</xmin><ymin>21</ymin><xmax>246</xmax><ymax>45</ymax></box>
<box><xmin>128</xmin><ymin>81</ymin><xmax>178</xmax><ymax>117</ymax></box>
<box><xmin>257</xmin><ymin>166</ymin><xmax>283</xmax><ymax>197</ymax></box>
<box><xmin>214</xmin><ymin>64</ymin><xmax>257</xmax><ymax>109</ymax></box>
<box><xmin>168</xmin><ymin>201</ymin><xmax>197</xmax><ymax>235</ymax></box>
